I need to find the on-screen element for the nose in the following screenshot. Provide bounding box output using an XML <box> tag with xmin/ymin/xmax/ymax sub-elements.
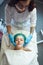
<box><xmin>18</xmin><ymin>39</ymin><xmax>20</xmax><ymax>42</ymax></box>
<box><xmin>17</xmin><ymin>39</ymin><xmax>21</xmax><ymax>44</ymax></box>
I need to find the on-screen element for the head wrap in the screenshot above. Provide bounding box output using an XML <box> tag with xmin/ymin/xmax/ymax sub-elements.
<box><xmin>14</xmin><ymin>33</ymin><xmax>26</xmax><ymax>43</ymax></box>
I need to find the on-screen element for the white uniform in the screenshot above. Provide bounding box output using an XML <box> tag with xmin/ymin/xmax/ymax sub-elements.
<box><xmin>5</xmin><ymin>4</ymin><xmax>37</xmax><ymax>34</ymax></box>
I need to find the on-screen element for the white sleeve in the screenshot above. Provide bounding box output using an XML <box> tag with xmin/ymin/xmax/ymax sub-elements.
<box><xmin>30</xmin><ymin>8</ymin><xmax>37</xmax><ymax>27</ymax></box>
<box><xmin>5</xmin><ymin>4</ymin><xmax>12</xmax><ymax>26</ymax></box>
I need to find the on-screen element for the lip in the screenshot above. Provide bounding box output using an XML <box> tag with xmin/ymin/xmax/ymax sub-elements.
<box><xmin>17</xmin><ymin>44</ymin><xmax>21</xmax><ymax>47</ymax></box>
<box><xmin>17</xmin><ymin>44</ymin><xmax>21</xmax><ymax>45</ymax></box>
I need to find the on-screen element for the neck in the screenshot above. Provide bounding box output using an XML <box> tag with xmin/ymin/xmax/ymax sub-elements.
<box><xmin>15</xmin><ymin>4</ymin><xmax>26</xmax><ymax>13</ymax></box>
<box><xmin>15</xmin><ymin>46</ymin><xmax>23</xmax><ymax>50</ymax></box>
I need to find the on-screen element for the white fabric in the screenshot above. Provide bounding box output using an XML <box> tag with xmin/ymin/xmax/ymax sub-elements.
<box><xmin>5</xmin><ymin>5</ymin><xmax>37</xmax><ymax>31</ymax></box>
<box><xmin>1</xmin><ymin>50</ymin><xmax>39</xmax><ymax>65</ymax></box>
<box><xmin>4</xmin><ymin>50</ymin><xmax>37</xmax><ymax>65</ymax></box>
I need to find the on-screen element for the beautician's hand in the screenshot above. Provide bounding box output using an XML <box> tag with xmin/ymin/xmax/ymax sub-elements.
<box><xmin>23</xmin><ymin>34</ymin><xmax>33</xmax><ymax>46</ymax></box>
<box><xmin>8</xmin><ymin>34</ymin><xmax>16</xmax><ymax>46</ymax></box>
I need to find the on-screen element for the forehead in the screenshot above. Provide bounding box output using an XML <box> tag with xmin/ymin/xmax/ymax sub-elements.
<box><xmin>16</xmin><ymin>36</ymin><xmax>24</xmax><ymax>39</ymax></box>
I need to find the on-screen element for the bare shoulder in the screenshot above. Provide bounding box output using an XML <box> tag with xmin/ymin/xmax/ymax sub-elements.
<box><xmin>23</xmin><ymin>47</ymin><xmax>31</xmax><ymax>51</ymax></box>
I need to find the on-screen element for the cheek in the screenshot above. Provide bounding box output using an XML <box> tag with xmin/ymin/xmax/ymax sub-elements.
<box><xmin>20</xmin><ymin>41</ymin><xmax>24</xmax><ymax>44</ymax></box>
<box><xmin>15</xmin><ymin>41</ymin><xmax>18</xmax><ymax>44</ymax></box>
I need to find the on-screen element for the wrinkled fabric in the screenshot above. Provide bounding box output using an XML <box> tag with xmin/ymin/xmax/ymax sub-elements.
<box><xmin>1</xmin><ymin>50</ymin><xmax>39</xmax><ymax>65</ymax></box>
<box><xmin>5</xmin><ymin>5</ymin><xmax>37</xmax><ymax>32</ymax></box>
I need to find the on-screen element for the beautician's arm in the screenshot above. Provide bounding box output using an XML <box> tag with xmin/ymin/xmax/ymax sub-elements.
<box><xmin>5</xmin><ymin>5</ymin><xmax>15</xmax><ymax>45</ymax></box>
<box><xmin>30</xmin><ymin>8</ymin><xmax>37</xmax><ymax>35</ymax></box>
<box><xmin>5</xmin><ymin>4</ymin><xmax>12</xmax><ymax>34</ymax></box>
<box><xmin>23</xmin><ymin>47</ymin><xmax>31</xmax><ymax>51</ymax></box>
<box><xmin>24</xmin><ymin>8</ymin><xmax>37</xmax><ymax>46</ymax></box>
<box><xmin>6</xmin><ymin>25</ymin><xmax>11</xmax><ymax>34</ymax></box>
<box><xmin>30</xmin><ymin>26</ymin><xmax>35</xmax><ymax>34</ymax></box>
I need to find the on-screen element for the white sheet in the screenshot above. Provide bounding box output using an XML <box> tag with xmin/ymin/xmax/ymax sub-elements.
<box><xmin>5</xmin><ymin>50</ymin><xmax>36</xmax><ymax>65</ymax></box>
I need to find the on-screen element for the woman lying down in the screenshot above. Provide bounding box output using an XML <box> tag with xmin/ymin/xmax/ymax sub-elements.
<box><xmin>1</xmin><ymin>33</ymin><xmax>36</xmax><ymax>65</ymax></box>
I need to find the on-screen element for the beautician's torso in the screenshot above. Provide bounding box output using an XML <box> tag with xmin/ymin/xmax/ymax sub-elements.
<box><xmin>5</xmin><ymin>3</ymin><xmax>36</xmax><ymax>36</ymax></box>
<box><xmin>5</xmin><ymin>4</ymin><xmax>31</xmax><ymax>32</ymax></box>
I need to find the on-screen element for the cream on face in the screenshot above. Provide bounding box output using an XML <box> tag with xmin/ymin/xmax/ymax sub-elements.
<box><xmin>15</xmin><ymin>36</ymin><xmax>24</xmax><ymax>48</ymax></box>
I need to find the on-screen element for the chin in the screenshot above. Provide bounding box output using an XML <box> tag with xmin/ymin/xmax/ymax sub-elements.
<box><xmin>17</xmin><ymin>45</ymin><xmax>22</xmax><ymax>48</ymax></box>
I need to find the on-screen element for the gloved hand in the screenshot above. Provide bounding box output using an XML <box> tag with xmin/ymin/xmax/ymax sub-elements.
<box><xmin>23</xmin><ymin>34</ymin><xmax>33</xmax><ymax>46</ymax></box>
<box><xmin>8</xmin><ymin>34</ymin><xmax>16</xmax><ymax>46</ymax></box>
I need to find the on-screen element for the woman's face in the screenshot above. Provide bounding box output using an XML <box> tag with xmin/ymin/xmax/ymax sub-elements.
<box><xmin>15</xmin><ymin>36</ymin><xmax>24</xmax><ymax>48</ymax></box>
<box><xmin>15</xmin><ymin>0</ymin><xmax>31</xmax><ymax>13</ymax></box>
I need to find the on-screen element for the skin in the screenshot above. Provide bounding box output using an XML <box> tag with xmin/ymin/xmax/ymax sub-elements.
<box><xmin>15</xmin><ymin>0</ymin><xmax>31</xmax><ymax>13</ymax></box>
<box><xmin>15</xmin><ymin>36</ymin><xmax>24</xmax><ymax>50</ymax></box>
<box><xmin>14</xmin><ymin>36</ymin><xmax>31</xmax><ymax>51</ymax></box>
<box><xmin>6</xmin><ymin>25</ymin><xmax>11</xmax><ymax>34</ymax></box>
<box><xmin>30</xmin><ymin>27</ymin><xmax>35</xmax><ymax>34</ymax></box>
